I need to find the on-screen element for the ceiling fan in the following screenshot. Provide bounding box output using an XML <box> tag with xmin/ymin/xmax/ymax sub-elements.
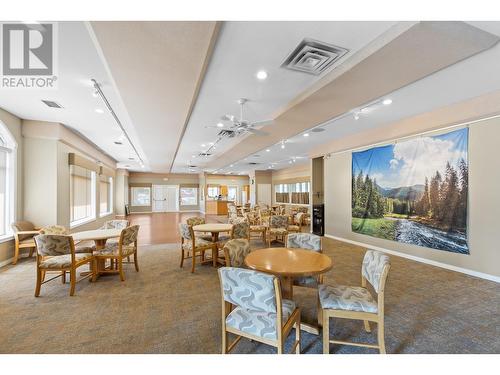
<box><xmin>205</xmin><ymin>98</ymin><xmax>273</xmax><ymax>137</ymax></box>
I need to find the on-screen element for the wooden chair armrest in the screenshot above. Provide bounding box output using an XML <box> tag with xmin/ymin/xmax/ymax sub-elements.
<box><xmin>16</xmin><ymin>230</ymin><xmax>41</xmax><ymax>235</ymax></box>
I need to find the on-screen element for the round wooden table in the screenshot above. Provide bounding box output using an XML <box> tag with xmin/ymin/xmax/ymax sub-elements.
<box><xmin>72</xmin><ymin>229</ymin><xmax>122</xmax><ymax>249</ymax></box>
<box><xmin>192</xmin><ymin>224</ymin><xmax>233</xmax><ymax>266</ymax></box>
<box><xmin>244</xmin><ymin>247</ymin><xmax>333</xmax><ymax>300</ymax></box>
<box><xmin>72</xmin><ymin>229</ymin><xmax>122</xmax><ymax>277</ymax></box>
<box><xmin>245</xmin><ymin>247</ymin><xmax>332</xmax><ymax>335</ymax></box>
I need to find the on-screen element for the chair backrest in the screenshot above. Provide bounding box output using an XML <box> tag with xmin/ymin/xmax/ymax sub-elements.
<box><xmin>228</xmin><ymin>205</ymin><xmax>238</xmax><ymax>214</ymax></box>
<box><xmin>119</xmin><ymin>225</ymin><xmax>139</xmax><ymax>246</ymax></box>
<box><xmin>295</xmin><ymin>212</ymin><xmax>305</xmax><ymax>224</ymax></box>
<box><xmin>34</xmin><ymin>234</ymin><xmax>73</xmax><ymax>257</ymax></box>
<box><xmin>39</xmin><ymin>225</ymin><xmax>69</xmax><ymax>235</ymax></box>
<box><xmin>11</xmin><ymin>221</ymin><xmax>36</xmax><ymax>241</ymax></box>
<box><xmin>362</xmin><ymin>250</ymin><xmax>391</xmax><ymax>293</ymax></box>
<box><xmin>186</xmin><ymin>217</ymin><xmax>205</xmax><ymax>226</ymax></box>
<box><xmin>223</xmin><ymin>239</ymin><xmax>251</xmax><ymax>267</ymax></box>
<box><xmin>286</xmin><ymin>233</ymin><xmax>321</xmax><ymax>252</ymax></box>
<box><xmin>178</xmin><ymin>223</ymin><xmax>192</xmax><ymax>240</ymax></box>
<box><xmin>231</xmin><ymin>221</ymin><xmax>250</xmax><ymax>240</ymax></box>
<box><xmin>101</xmin><ymin>219</ymin><xmax>129</xmax><ymax>229</ymax></box>
<box><xmin>244</xmin><ymin>211</ymin><xmax>259</xmax><ymax>225</ymax></box>
<box><xmin>270</xmin><ymin>215</ymin><xmax>288</xmax><ymax>228</ymax></box>
<box><xmin>218</xmin><ymin>267</ymin><xmax>277</xmax><ymax>313</ymax></box>
<box><xmin>228</xmin><ymin>216</ymin><xmax>246</xmax><ymax>225</ymax></box>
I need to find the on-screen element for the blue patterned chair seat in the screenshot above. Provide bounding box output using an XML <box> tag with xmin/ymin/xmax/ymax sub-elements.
<box><xmin>319</xmin><ymin>284</ymin><xmax>378</xmax><ymax>313</ymax></box>
<box><xmin>226</xmin><ymin>299</ymin><xmax>296</xmax><ymax>340</ymax></box>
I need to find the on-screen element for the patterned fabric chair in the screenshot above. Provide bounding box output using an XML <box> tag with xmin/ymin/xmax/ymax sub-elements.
<box><xmin>320</xmin><ymin>250</ymin><xmax>391</xmax><ymax>354</ymax></box>
<box><xmin>93</xmin><ymin>225</ymin><xmax>140</xmax><ymax>281</ymax></box>
<box><xmin>227</xmin><ymin>205</ymin><xmax>238</xmax><ymax>218</ymax></box>
<box><xmin>231</xmin><ymin>221</ymin><xmax>250</xmax><ymax>241</ymax></box>
<box><xmin>223</xmin><ymin>239</ymin><xmax>251</xmax><ymax>267</ymax></box>
<box><xmin>243</xmin><ymin>212</ymin><xmax>266</xmax><ymax>243</ymax></box>
<box><xmin>287</xmin><ymin>233</ymin><xmax>323</xmax><ymax>288</ymax></box>
<box><xmin>179</xmin><ymin>223</ymin><xmax>215</xmax><ymax>273</ymax></box>
<box><xmin>11</xmin><ymin>221</ymin><xmax>41</xmax><ymax>264</ymax></box>
<box><xmin>40</xmin><ymin>225</ymin><xmax>96</xmax><ymax>254</ymax></box>
<box><xmin>218</xmin><ymin>267</ymin><xmax>301</xmax><ymax>354</ymax></box>
<box><xmin>186</xmin><ymin>217</ymin><xmax>212</xmax><ymax>241</ymax></box>
<box><xmin>34</xmin><ymin>234</ymin><xmax>95</xmax><ymax>296</ymax></box>
<box><xmin>267</xmin><ymin>215</ymin><xmax>289</xmax><ymax>247</ymax></box>
<box><xmin>288</xmin><ymin>212</ymin><xmax>305</xmax><ymax>233</ymax></box>
<box><xmin>101</xmin><ymin>219</ymin><xmax>129</xmax><ymax>229</ymax></box>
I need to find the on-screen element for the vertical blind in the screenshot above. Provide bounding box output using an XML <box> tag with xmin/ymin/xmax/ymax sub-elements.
<box><xmin>70</xmin><ymin>165</ymin><xmax>95</xmax><ymax>222</ymax></box>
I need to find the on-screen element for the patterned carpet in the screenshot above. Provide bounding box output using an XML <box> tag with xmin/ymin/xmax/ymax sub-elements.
<box><xmin>0</xmin><ymin>237</ymin><xmax>498</xmax><ymax>354</ymax></box>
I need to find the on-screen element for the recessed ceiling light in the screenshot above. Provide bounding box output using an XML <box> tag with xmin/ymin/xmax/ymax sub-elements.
<box><xmin>382</xmin><ymin>98</ymin><xmax>392</xmax><ymax>105</ymax></box>
<box><xmin>266</xmin><ymin>149</ymin><xmax>270</xmax><ymax>152</ymax></box>
<box><xmin>95</xmin><ymin>108</ymin><xmax>104</xmax><ymax>114</ymax></box>
<box><xmin>256</xmin><ymin>70</ymin><xmax>268</xmax><ymax>80</ymax></box>
<box><xmin>303</xmin><ymin>133</ymin><xmax>309</xmax><ymax>137</ymax></box>
<box><xmin>201</xmin><ymin>144</ymin><xmax>206</xmax><ymax>147</ymax></box>
<box><xmin>217</xmin><ymin>122</ymin><xmax>224</xmax><ymax>128</ymax></box>
<box><xmin>209</xmin><ymin>142</ymin><xmax>214</xmax><ymax>145</ymax></box>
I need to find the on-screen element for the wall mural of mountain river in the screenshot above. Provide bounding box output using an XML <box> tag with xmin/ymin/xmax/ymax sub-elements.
<box><xmin>351</xmin><ymin>128</ymin><xmax>469</xmax><ymax>254</ymax></box>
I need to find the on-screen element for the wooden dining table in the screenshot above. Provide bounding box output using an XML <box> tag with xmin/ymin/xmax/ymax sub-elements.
<box><xmin>245</xmin><ymin>247</ymin><xmax>333</xmax><ymax>334</ymax></box>
<box><xmin>192</xmin><ymin>223</ymin><xmax>233</xmax><ymax>266</ymax></box>
<box><xmin>72</xmin><ymin>229</ymin><xmax>122</xmax><ymax>276</ymax></box>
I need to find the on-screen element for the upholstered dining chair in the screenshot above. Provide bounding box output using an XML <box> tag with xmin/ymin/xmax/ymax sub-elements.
<box><xmin>218</xmin><ymin>267</ymin><xmax>301</xmax><ymax>354</ymax></box>
<box><xmin>186</xmin><ymin>216</ymin><xmax>212</xmax><ymax>242</ymax></box>
<box><xmin>223</xmin><ymin>239</ymin><xmax>251</xmax><ymax>267</ymax></box>
<box><xmin>101</xmin><ymin>219</ymin><xmax>129</xmax><ymax>229</ymax></box>
<box><xmin>286</xmin><ymin>233</ymin><xmax>323</xmax><ymax>288</ymax></box>
<box><xmin>267</xmin><ymin>215</ymin><xmax>289</xmax><ymax>247</ymax></box>
<box><xmin>231</xmin><ymin>221</ymin><xmax>250</xmax><ymax>241</ymax></box>
<box><xmin>320</xmin><ymin>250</ymin><xmax>391</xmax><ymax>354</ymax></box>
<box><xmin>34</xmin><ymin>234</ymin><xmax>95</xmax><ymax>296</ymax></box>
<box><xmin>288</xmin><ymin>212</ymin><xmax>305</xmax><ymax>233</ymax></box>
<box><xmin>244</xmin><ymin>212</ymin><xmax>267</xmax><ymax>242</ymax></box>
<box><xmin>39</xmin><ymin>225</ymin><xmax>69</xmax><ymax>235</ymax></box>
<box><xmin>93</xmin><ymin>225</ymin><xmax>140</xmax><ymax>281</ymax></box>
<box><xmin>179</xmin><ymin>223</ymin><xmax>215</xmax><ymax>273</ymax></box>
<box><xmin>11</xmin><ymin>221</ymin><xmax>41</xmax><ymax>264</ymax></box>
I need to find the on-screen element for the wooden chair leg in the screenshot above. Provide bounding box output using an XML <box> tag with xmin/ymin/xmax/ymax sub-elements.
<box><xmin>69</xmin><ymin>268</ymin><xmax>76</xmax><ymax>296</ymax></box>
<box><xmin>12</xmin><ymin>245</ymin><xmax>20</xmax><ymax>265</ymax></box>
<box><xmin>221</xmin><ymin>330</ymin><xmax>227</xmax><ymax>354</ymax></box>
<box><xmin>29</xmin><ymin>248</ymin><xmax>34</xmax><ymax>258</ymax></box>
<box><xmin>91</xmin><ymin>259</ymin><xmax>97</xmax><ymax>282</ymax></box>
<box><xmin>378</xmin><ymin>320</ymin><xmax>386</xmax><ymax>354</ymax></box>
<box><xmin>41</xmin><ymin>270</ymin><xmax>46</xmax><ymax>282</ymax></box>
<box><xmin>295</xmin><ymin>315</ymin><xmax>301</xmax><ymax>354</ymax></box>
<box><xmin>364</xmin><ymin>320</ymin><xmax>371</xmax><ymax>333</ymax></box>
<box><xmin>191</xmin><ymin>251</ymin><xmax>196</xmax><ymax>273</ymax></box>
<box><xmin>118</xmin><ymin>258</ymin><xmax>125</xmax><ymax>281</ymax></box>
<box><xmin>277</xmin><ymin>340</ymin><xmax>284</xmax><ymax>354</ymax></box>
<box><xmin>180</xmin><ymin>248</ymin><xmax>185</xmax><ymax>268</ymax></box>
<box><xmin>35</xmin><ymin>267</ymin><xmax>42</xmax><ymax>297</ymax></box>
<box><xmin>322</xmin><ymin>312</ymin><xmax>330</xmax><ymax>354</ymax></box>
<box><xmin>61</xmin><ymin>271</ymin><xmax>66</xmax><ymax>284</ymax></box>
<box><xmin>134</xmin><ymin>252</ymin><xmax>139</xmax><ymax>272</ymax></box>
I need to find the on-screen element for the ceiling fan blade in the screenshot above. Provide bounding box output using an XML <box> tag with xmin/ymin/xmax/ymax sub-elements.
<box><xmin>250</xmin><ymin>119</ymin><xmax>274</xmax><ymax>127</ymax></box>
<box><xmin>246</xmin><ymin>128</ymin><xmax>269</xmax><ymax>136</ymax></box>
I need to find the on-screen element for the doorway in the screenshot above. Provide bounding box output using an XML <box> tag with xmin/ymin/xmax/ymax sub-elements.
<box><xmin>152</xmin><ymin>185</ymin><xmax>179</xmax><ymax>212</ymax></box>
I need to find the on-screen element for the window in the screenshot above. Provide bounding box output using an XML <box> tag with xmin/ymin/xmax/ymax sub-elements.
<box><xmin>0</xmin><ymin>127</ymin><xmax>16</xmax><ymax>239</ymax></box>
<box><xmin>227</xmin><ymin>186</ymin><xmax>238</xmax><ymax>202</ymax></box>
<box><xmin>274</xmin><ymin>182</ymin><xmax>310</xmax><ymax>205</ymax></box>
<box><xmin>131</xmin><ymin>187</ymin><xmax>151</xmax><ymax>206</ymax></box>
<box><xmin>99</xmin><ymin>175</ymin><xmax>113</xmax><ymax>217</ymax></box>
<box><xmin>207</xmin><ymin>186</ymin><xmax>219</xmax><ymax>198</ymax></box>
<box><xmin>180</xmin><ymin>187</ymin><xmax>198</xmax><ymax>206</ymax></box>
<box><xmin>70</xmin><ymin>165</ymin><xmax>96</xmax><ymax>227</ymax></box>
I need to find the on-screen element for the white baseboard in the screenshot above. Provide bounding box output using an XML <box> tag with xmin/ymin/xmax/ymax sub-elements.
<box><xmin>324</xmin><ymin>234</ymin><xmax>500</xmax><ymax>283</ymax></box>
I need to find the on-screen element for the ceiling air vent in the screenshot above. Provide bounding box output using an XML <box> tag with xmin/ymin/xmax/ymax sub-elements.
<box><xmin>198</xmin><ymin>152</ymin><xmax>212</xmax><ymax>157</ymax></box>
<box><xmin>188</xmin><ymin>165</ymin><xmax>197</xmax><ymax>168</ymax></box>
<box><xmin>248</xmin><ymin>162</ymin><xmax>260</xmax><ymax>166</ymax></box>
<box><xmin>281</xmin><ymin>38</ymin><xmax>348</xmax><ymax>75</ymax></box>
<box><xmin>42</xmin><ymin>100</ymin><xmax>63</xmax><ymax>108</ymax></box>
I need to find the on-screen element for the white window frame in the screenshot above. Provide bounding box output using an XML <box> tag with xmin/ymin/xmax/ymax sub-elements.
<box><xmin>99</xmin><ymin>175</ymin><xmax>114</xmax><ymax>218</ymax></box>
<box><xmin>131</xmin><ymin>186</ymin><xmax>151</xmax><ymax>206</ymax></box>
<box><xmin>0</xmin><ymin>124</ymin><xmax>17</xmax><ymax>242</ymax></box>
<box><xmin>180</xmin><ymin>187</ymin><xmax>198</xmax><ymax>206</ymax></box>
<box><xmin>69</xmin><ymin>166</ymin><xmax>97</xmax><ymax>229</ymax></box>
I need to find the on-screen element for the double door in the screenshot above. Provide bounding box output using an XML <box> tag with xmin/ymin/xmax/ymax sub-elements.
<box><xmin>152</xmin><ymin>185</ymin><xmax>179</xmax><ymax>212</ymax></box>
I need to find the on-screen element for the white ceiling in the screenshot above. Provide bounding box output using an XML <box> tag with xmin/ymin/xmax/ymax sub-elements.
<box><xmin>171</xmin><ymin>21</ymin><xmax>399</xmax><ymax>173</ymax></box>
<box><xmin>210</xmin><ymin>21</ymin><xmax>500</xmax><ymax>176</ymax></box>
<box><xmin>0</xmin><ymin>21</ymin><xmax>146</xmax><ymax>169</ymax></box>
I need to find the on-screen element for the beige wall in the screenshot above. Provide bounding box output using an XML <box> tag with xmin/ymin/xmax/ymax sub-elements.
<box><xmin>324</xmin><ymin>116</ymin><xmax>500</xmax><ymax>278</ymax></box>
<box><xmin>0</xmin><ymin>108</ymin><xmax>23</xmax><ymax>264</ymax></box>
